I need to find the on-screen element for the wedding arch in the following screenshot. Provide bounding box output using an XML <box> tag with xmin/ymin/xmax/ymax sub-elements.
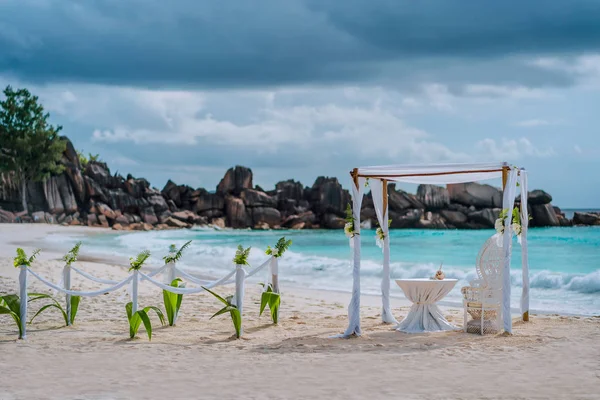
<box><xmin>343</xmin><ymin>162</ymin><xmax>530</xmax><ymax>337</ymax></box>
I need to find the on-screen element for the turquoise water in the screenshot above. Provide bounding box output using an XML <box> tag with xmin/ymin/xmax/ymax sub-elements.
<box><xmin>46</xmin><ymin>227</ymin><xmax>600</xmax><ymax>316</ymax></box>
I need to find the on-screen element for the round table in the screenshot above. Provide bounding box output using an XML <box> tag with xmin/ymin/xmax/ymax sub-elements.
<box><xmin>394</xmin><ymin>278</ymin><xmax>458</xmax><ymax>333</ymax></box>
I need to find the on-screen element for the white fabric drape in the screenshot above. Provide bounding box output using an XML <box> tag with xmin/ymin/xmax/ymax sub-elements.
<box><xmin>357</xmin><ymin>162</ymin><xmax>506</xmax><ymax>184</ymax></box>
<box><xmin>343</xmin><ymin>176</ymin><xmax>366</xmax><ymax>337</ymax></box>
<box><xmin>19</xmin><ymin>265</ymin><xmax>28</xmax><ymax>339</ymax></box>
<box><xmin>63</xmin><ymin>265</ymin><xmax>72</xmax><ymax>326</ymax></box>
<box><xmin>27</xmin><ymin>268</ymin><xmax>134</xmax><ymax>296</ymax></box>
<box><xmin>501</xmin><ymin>168</ymin><xmax>519</xmax><ymax>333</ymax></box>
<box><xmin>395</xmin><ymin>279</ymin><xmax>458</xmax><ymax>333</ymax></box>
<box><xmin>234</xmin><ymin>265</ymin><xmax>247</xmax><ymax>337</ymax></box>
<box><xmin>368</xmin><ymin>179</ymin><xmax>398</xmax><ymax>324</ymax></box>
<box><xmin>519</xmin><ymin>170</ymin><xmax>530</xmax><ymax>320</ymax></box>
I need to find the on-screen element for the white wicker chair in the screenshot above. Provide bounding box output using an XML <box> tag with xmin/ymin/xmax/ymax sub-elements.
<box><xmin>461</xmin><ymin>236</ymin><xmax>504</xmax><ymax>335</ymax></box>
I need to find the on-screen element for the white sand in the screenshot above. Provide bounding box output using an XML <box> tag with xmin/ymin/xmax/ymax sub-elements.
<box><xmin>0</xmin><ymin>224</ymin><xmax>599</xmax><ymax>400</ymax></box>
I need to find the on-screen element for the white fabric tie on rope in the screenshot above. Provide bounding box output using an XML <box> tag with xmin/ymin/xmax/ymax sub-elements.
<box><xmin>520</xmin><ymin>170</ymin><xmax>530</xmax><ymax>319</ymax></box>
<box><xmin>343</xmin><ymin>175</ymin><xmax>366</xmax><ymax>338</ymax></box>
<box><xmin>369</xmin><ymin>179</ymin><xmax>398</xmax><ymax>324</ymax></box>
<box><xmin>501</xmin><ymin>168</ymin><xmax>519</xmax><ymax>334</ymax></box>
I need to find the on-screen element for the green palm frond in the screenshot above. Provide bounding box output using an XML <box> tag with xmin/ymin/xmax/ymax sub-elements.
<box><xmin>13</xmin><ymin>248</ymin><xmax>41</xmax><ymax>267</ymax></box>
<box><xmin>233</xmin><ymin>245</ymin><xmax>251</xmax><ymax>265</ymax></box>
<box><xmin>62</xmin><ymin>242</ymin><xmax>82</xmax><ymax>266</ymax></box>
<box><xmin>129</xmin><ymin>250</ymin><xmax>151</xmax><ymax>271</ymax></box>
<box><xmin>163</xmin><ymin>240</ymin><xmax>192</xmax><ymax>264</ymax></box>
<box><xmin>265</xmin><ymin>237</ymin><xmax>293</xmax><ymax>257</ymax></box>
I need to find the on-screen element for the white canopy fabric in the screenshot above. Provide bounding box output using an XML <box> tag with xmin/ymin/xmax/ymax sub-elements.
<box><xmin>356</xmin><ymin>162</ymin><xmax>507</xmax><ymax>184</ymax></box>
<box><xmin>343</xmin><ymin>162</ymin><xmax>529</xmax><ymax>337</ymax></box>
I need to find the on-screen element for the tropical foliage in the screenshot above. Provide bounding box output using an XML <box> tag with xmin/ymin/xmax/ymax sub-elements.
<box><xmin>125</xmin><ymin>302</ymin><xmax>165</xmax><ymax>340</ymax></box>
<box><xmin>259</xmin><ymin>283</ymin><xmax>280</xmax><ymax>324</ymax></box>
<box><xmin>0</xmin><ymin>293</ymin><xmax>62</xmax><ymax>339</ymax></box>
<box><xmin>163</xmin><ymin>240</ymin><xmax>192</xmax><ymax>264</ymax></box>
<box><xmin>265</xmin><ymin>237</ymin><xmax>292</xmax><ymax>258</ymax></box>
<box><xmin>233</xmin><ymin>245</ymin><xmax>251</xmax><ymax>266</ymax></box>
<box><xmin>129</xmin><ymin>250</ymin><xmax>151</xmax><ymax>271</ymax></box>
<box><xmin>202</xmin><ymin>287</ymin><xmax>242</xmax><ymax>338</ymax></box>
<box><xmin>13</xmin><ymin>248</ymin><xmax>40</xmax><ymax>268</ymax></box>
<box><xmin>62</xmin><ymin>242</ymin><xmax>82</xmax><ymax>266</ymax></box>
<box><xmin>0</xmin><ymin>86</ymin><xmax>66</xmax><ymax>212</ymax></box>
<box><xmin>344</xmin><ymin>204</ymin><xmax>356</xmax><ymax>239</ymax></box>
<box><xmin>29</xmin><ymin>293</ymin><xmax>81</xmax><ymax>326</ymax></box>
<box><xmin>163</xmin><ymin>278</ymin><xmax>185</xmax><ymax>326</ymax></box>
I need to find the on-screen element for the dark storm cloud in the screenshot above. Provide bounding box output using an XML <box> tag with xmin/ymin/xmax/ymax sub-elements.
<box><xmin>1</xmin><ymin>0</ymin><xmax>599</xmax><ymax>88</ymax></box>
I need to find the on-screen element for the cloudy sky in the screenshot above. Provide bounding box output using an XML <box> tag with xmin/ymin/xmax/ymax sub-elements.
<box><xmin>1</xmin><ymin>0</ymin><xmax>600</xmax><ymax>207</ymax></box>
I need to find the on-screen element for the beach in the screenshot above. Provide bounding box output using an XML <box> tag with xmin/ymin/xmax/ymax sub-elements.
<box><xmin>1</xmin><ymin>224</ymin><xmax>599</xmax><ymax>400</ymax></box>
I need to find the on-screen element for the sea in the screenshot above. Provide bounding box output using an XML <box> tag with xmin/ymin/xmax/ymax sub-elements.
<box><xmin>45</xmin><ymin>224</ymin><xmax>600</xmax><ymax>317</ymax></box>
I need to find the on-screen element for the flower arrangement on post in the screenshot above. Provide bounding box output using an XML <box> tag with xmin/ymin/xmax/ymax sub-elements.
<box><xmin>129</xmin><ymin>250</ymin><xmax>151</xmax><ymax>271</ymax></box>
<box><xmin>233</xmin><ymin>245</ymin><xmax>251</xmax><ymax>266</ymax></box>
<box><xmin>375</xmin><ymin>219</ymin><xmax>392</xmax><ymax>249</ymax></box>
<box><xmin>265</xmin><ymin>237</ymin><xmax>292</xmax><ymax>258</ymax></box>
<box><xmin>13</xmin><ymin>248</ymin><xmax>40</xmax><ymax>268</ymax></box>
<box><xmin>163</xmin><ymin>240</ymin><xmax>192</xmax><ymax>264</ymax></box>
<box><xmin>344</xmin><ymin>204</ymin><xmax>357</xmax><ymax>240</ymax></box>
<box><xmin>261</xmin><ymin>237</ymin><xmax>292</xmax><ymax>324</ymax></box>
<box><xmin>495</xmin><ymin>207</ymin><xmax>529</xmax><ymax>245</ymax></box>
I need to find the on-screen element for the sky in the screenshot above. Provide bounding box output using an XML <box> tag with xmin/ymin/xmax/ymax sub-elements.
<box><xmin>1</xmin><ymin>0</ymin><xmax>600</xmax><ymax>208</ymax></box>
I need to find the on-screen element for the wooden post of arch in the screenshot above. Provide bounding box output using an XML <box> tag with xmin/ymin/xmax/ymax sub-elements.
<box><xmin>502</xmin><ymin>166</ymin><xmax>509</xmax><ymax>190</ymax></box>
<box><xmin>382</xmin><ymin>179</ymin><xmax>388</xmax><ymax>213</ymax></box>
<box><xmin>351</xmin><ymin>168</ymin><xmax>359</xmax><ymax>188</ymax></box>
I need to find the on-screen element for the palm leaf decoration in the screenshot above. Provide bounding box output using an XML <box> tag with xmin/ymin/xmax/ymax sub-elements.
<box><xmin>265</xmin><ymin>237</ymin><xmax>292</xmax><ymax>258</ymax></box>
<box><xmin>13</xmin><ymin>248</ymin><xmax>41</xmax><ymax>268</ymax></box>
<box><xmin>129</xmin><ymin>250</ymin><xmax>151</xmax><ymax>271</ymax></box>
<box><xmin>125</xmin><ymin>302</ymin><xmax>165</xmax><ymax>340</ymax></box>
<box><xmin>233</xmin><ymin>245</ymin><xmax>251</xmax><ymax>266</ymax></box>
<box><xmin>259</xmin><ymin>283</ymin><xmax>281</xmax><ymax>324</ymax></box>
<box><xmin>62</xmin><ymin>242</ymin><xmax>82</xmax><ymax>266</ymax></box>
<box><xmin>0</xmin><ymin>293</ymin><xmax>67</xmax><ymax>338</ymax></box>
<box><xmin>163</xmin><ymin>278</ymin><xmax>185</xmax><ymax>326</ymax></box>
<box><xmin>28</xmin><ymin>293</ymin><xmax>81</xmax><ymax>326</ymax></box>
<box><xmin>163</xmin><ymin>240</ymin><xmax>192</xmax><ymax>264</ymax></box>
<box><xmin>202</xmin><ymin>286</ymin><xmax>242</xmax><ymax>338</ymax></box>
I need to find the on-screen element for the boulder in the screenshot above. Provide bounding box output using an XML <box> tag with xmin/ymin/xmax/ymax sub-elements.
<box><xmin>573</xmin><ymin>212</ymin><xmax>600</xmax><ymax>226</ymax></box>
<box><xmin>124</xmin><ymin>178</ymin><xmax>150</xmax><ymax>198</ymax></box>
<box><xmin>165</xmin><ymin>217</ymin><xmax>190</xmax><ymax>229</ymax></box>
<box><xmin>97</xmin><ymin>214</ymin><xmax>109</xmax><ymax>228</ymax></box>
<box><xmin>448</xmin><ymin>183</ymin><xmax>502</xmax><ymax>208</ymax></box>
<box><xmin>250</xmin><ymin>207</ymin><xmax>281</xmax><ymax>227</ymax></box>
<box><xmin>107</xmin><ymin>189</ymin><xmax>138</xmax><ymax>213</ymax></box>
<box><xmin>0</xmin><ymin>209</ymin><xmax>16</xmax><ymax>223</ymax></box>
<box><xmin>0</xmin><ymin>172</ymin><xmax>21</xmax><ymax>212</ymax></box>
<box><xmin>225</xmin><ymin>195</ymin><xmax>249</xmax><ymax>228</ymax></box>
<box><xmin>254</xmin><ymin>222</ymin><xmax>270</xmax><ymax>230</ymax></box>
<box><xmin>309</xmin><ymin>177</ymin><xmax>350</xmax><ymax>217</ymax></box>
<box><xmin>323</xmin><ymin>213</ymin><xmax>346</xmax><ymax>229</ymax></box>
<box><xmin>85</xmin><ymin>161</ymin><xmax>122</xmax><ymax>189</ymax></box>
<box><xmin>217</xmin><ymin>166</ymin><xmax>253</xmax><ymax>195</ymax></box>
<box><xmin>417</xmin><ymin>184</ymin><xmax>450</xmax><ymax>209</ymax></box>
<box><xmin>96</xmin><ymin>202</ymin><xmax>117</xmax><ymax>220</ymax></box>
<box><xmin>43</xmin><ymin>176</ymin><xmax>65</xmax><ymax>215</ymax></box>
<box><xmin>211</xmin><ymin>217</ymin><xmax>226</xmax><ymax>229</ymax></box>
<box><xmin>467</xmin><ymin>208</ymin><xmax>500</xmax><ymax>228</ymax></box>
<box><xmin>115</xmin><ymin>215</ymin><xmax>129</xmax><ymax>226</ymax></box>
<box><xmin>528</xmin><ymin>190</ymin><xmax>553</xmax><ymax>205</ymax></box>
<box><xmin>282</xmin><ymin>211</ymin><xmax>317</xmax><ymax>228</ymax></box>
<box><xmin>57</xmin><ymin>174</ymin><xmax>78</xmax><ymax>213</ymax></box>
<box><xmin>241</xmin><ymin>189</ymin><xmax>277</xmax><ymax>208</ymax></box>
<box><xmin>388</xmin><ymin>185</ymin><xmax>424</xmax><ymax>211</ymax></box>
<box><xmin>161</xmin><ymin>180</ymin><xmax>181</xmax><ymax>207</ymax></box>
<box><xmin>112</xmin><ymin>223</ymin><xmax>124</xmax><ymax>231</ymax></box>
<box><xmin>389</xmin><ymin>209</ymin><xmax>422</xmax><ymax>228</ymax></box>
<box><xmin>87</xmin><ymin>213</ymin><xmax>98</xmax><ymax>226</ymax></box>
<box><xmin>141</xmin><ymin>207</ymin><xmax>159</xmax><ymax>225</ymax></box>
<box><xmin>84</xmin><ymin>176</ymin><xmax>109</xmax><ymax>204</ymax></box>
<box><xmin>194</xmin><ymin>189</ymin><xmax>225</xmax><ymax>214</ymax></box>
<box><xmin>147</xmin><ymin>194</ymin><xmax>169</xmax><ymax>213</ymax></box>
<box><xmin>530</xmin><ymin>204</ymin><xmax>560</xmax><ymax>227</ymax></box>
<box><xmin>440</xmin><ymin>209</ymin><xmax>468</xmax><ymax>227</ymax></box>
<box><xmin>25</xmin><ymin>181</ymin><xmax>47</xmax><ymax>213</ymax></box>
<box><xmin>416</xmin><ymin>211</ymin><xmax>448</xmax><ymax>229</ymax></box>
<box><xmin>172</xmin><ymin>210</ymin><xmax>207</xmax><ymax>225</ymax></box>
<box><xmin>275</xmin><ymin>180</ymin><xmax>305</xmax><ymax>203</ymax></box>
<box><xmin>60</xmin><ymin>137</ymin><xmax>86</xmax><ymax>204</ymax></box>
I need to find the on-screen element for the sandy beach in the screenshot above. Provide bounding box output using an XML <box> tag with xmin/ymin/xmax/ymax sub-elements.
<box><xmin>0</xmin><ymin>224</ymin><xmax>599</xmax><ymax>400</ymax></box>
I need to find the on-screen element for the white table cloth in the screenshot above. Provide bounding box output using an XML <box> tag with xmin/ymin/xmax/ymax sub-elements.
<box><xmin>394</xmin><ymin>278</ymin><xmax>458</xmax><ymax>333</ymax></box>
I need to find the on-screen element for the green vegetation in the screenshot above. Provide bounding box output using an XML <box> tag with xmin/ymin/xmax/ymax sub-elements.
<box><xmin>163</xmin><ymin>278</ymin><xmax>185</xmax><ymax>326</ymax></box>
<box><xmin>202</xmin><ymin>287</ymin><xmax>242</xmax><ymax>339</ymax></box>
<box><xmin>0</xmin><ymin>293</ymin><xmax>66</xmax><ymax>339</ymax></box>
<box><xmin>163</xmin><ymin>240</ymin><xmax>192</xmax><ymax>264</ymax></box>
<box><xmin>129</xmin><ymin>250</ymin><xmax>151</xmax><ymax>271</ymax></box>
<box><xmin>29</xmin><ymin>293</ymin><xmax>81</xmax><ymax>326</ymax></box>
<box><xmin>0</xmin><ymin>86</ymin><xmax>66</xmax><ymax>212</ymax></box>
<box><xmin>265</xmin><ymin>237</ymin><xmax>292</xmax><ymax>258</ymax></box>
<box><xmin>233</xmin><ymin>245</ymin><xmax>251</xmax><ymax>266</ymax></box>
<box><xmin>13</xmin><ymin>248</ymin><xmax>40</xmax><ymax>267</ymax></box>
<box><xmin>77</xmin><ymin>151</ymin><xmax>100</xmax><ymax>169</ymax></box>
<box><xmin>259</xmin><ymin>284</ymin><xmax>280</xmax><ymax>324</ymax></box>
<box><xmin>125</xmin><ymin>302</ymin><xmax>165</xmax><ymax>340</ymax></box>
<box><xmin>63</xmin><ymin>242</ymin><xmax>82</xmax><ymax>266</ymax></box>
